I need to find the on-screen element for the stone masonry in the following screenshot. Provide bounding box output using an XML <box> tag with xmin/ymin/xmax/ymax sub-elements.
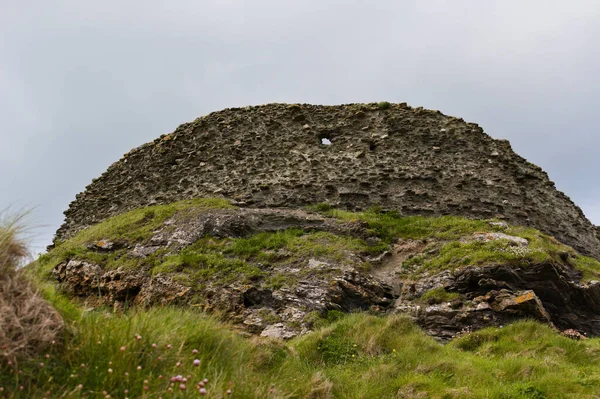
<box><xmin>54</xmin><ymin>103</ymin><xmax>600</xmax><ymax>259</ymax></box>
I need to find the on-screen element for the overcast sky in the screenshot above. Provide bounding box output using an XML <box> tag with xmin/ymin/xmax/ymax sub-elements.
<box><xmin>1</xmin><ymin>0</ymin><xmax>599</xmax><ymax>253</ymax></box>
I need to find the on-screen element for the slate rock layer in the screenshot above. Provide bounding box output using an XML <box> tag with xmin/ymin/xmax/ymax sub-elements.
<box><xmin>54</xmin><ymin>103</ymin><xmax>600</xmax><ymax>259</ymax></box>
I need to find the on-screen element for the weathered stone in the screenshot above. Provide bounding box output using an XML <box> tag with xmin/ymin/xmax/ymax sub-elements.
<box><xmin>260</xmin><ymin>323</ymin><xmax>298</xmax><ymax>340</ymax></box>
<box><xmin>53</xmin><ymin>260</ymin><xmax>102</xmax><ymax>296</ymax></box>
<box><xmin>471</xmin><ymin>232</ymin><xmax>528</xmax><ymax>246</ymax></box>
<box><xmin>53</xmin><ymin>103</ymin><xmax>600</xmax><ymax>259</ymax></box>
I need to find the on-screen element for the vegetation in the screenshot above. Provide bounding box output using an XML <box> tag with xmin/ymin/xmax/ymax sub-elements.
<box><xmin>6</xmin><ymin>294</ymin><xmax>600</xmax><ymax>398</ymax></box>
<box><xmin>309</xmin><ymin>205</ymin><xmax>600</xmax><ymax>281</ymax></box>
<box><xmin>7</xmin><ymin>201</ymin><xmax>600</xmax><ymax>397</ymax></box>
<box><xmin>419</xmin><ymin>287</ymin><xmax>461</xmax><ymax>305</ymax></box>
<box><xmin>0</xmin><ymin>214</ymin><xmax>63</xmax><ymax>363</ymax></box>
<box><xmin>377</xmin><ymin>101</ymin><xmax>391</xmax><ymax>110</ymax></box>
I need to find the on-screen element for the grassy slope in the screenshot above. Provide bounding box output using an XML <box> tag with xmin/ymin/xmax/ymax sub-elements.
<box><xmin>12</xmin><ymin>199</ymin><xmax>600</xmax><ymax>398</ymax></box>
<box><xmin>33</xmin><ymin>200</ymin><xmax>600</xmax><ymax>290</ymax></box>
<box><xmin>4</xmin><ymin>292</ymin><xmax>600</xmax><ymax>398</ymax></box>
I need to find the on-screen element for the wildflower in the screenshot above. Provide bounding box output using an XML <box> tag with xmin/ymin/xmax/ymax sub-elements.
<box><xmin>120</xmin><ymin>346</ymin><xmax>126</xmax><ymax>351</ymax></box>
<box><xmin>176</xmin><ymin>361</ymin><xmax>182</xmax><ymax>367</ymax></box>
<box><xmin>203</xmin><ymin>378</ymin><xmax>209</xmax><ymax>384</ymax></box>
<box><xmin>199</xmin><ymin>388</ymin><xmax>207</xmax><ymax>395</ymax></box>
<box><xmin>192</xmin><ymin>349</ymin><xmax>198</xmax><ymax>354</ymax></box>
<box><xmin>180</xmin><ymin>384</ymin><xmax>186</xmax><ymax>390</ymax></box>
<box><xmin>134</xmin><ymin>334</ymin><xmax>142</xmax><ymax>341</ymax></box>
<box><xmin>167</xmin><ymin>344</ymin><xmax>172</xmax><ymax>349</ymax></box>
<box><xmin>45</xmin><ymin>354</ymin><xmax>50</xmax><ymax>359</ymax></box>
<box><xmin>152</xmin><ymin>343</ymin><xmax>157</xmax><ymax>348</ymax></box>
<box><xmin>108</xmin><ymin>368</ymin><xmax>113</xmax><ymax>373</ymax></box>
<box><xmin>39</xmin><ymin>363</ymin><xmax>44</xmax><ymax>368</ymax></box>
<box><xmin>193</xmin><ymin>359</ymin><xmax>201</xmax><ymax>367</ymax></box>
<box><xmin>227</xmin><ymin>389</ymin><xmax>232</xmax><ymax>395</ymax></box>
<box><xmin>77</xmin><ymin>385</ymin><xmax>83</xmax><ymax>390</ymax></box>
<box><xmin>137</xmin><ymin>366</ymin><xmax>142</xmax><ymax>371</ymax></box>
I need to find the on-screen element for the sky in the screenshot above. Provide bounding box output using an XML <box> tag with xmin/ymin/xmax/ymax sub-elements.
<box><xmin>1</xmin><ymin>0</ymin><xmax>599</xmax><ymax>254</ymax></box>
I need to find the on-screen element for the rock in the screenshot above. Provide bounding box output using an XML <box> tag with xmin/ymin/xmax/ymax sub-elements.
<box><xmin>395</xmin><ymin>261</ymin><xmax>600</xmax><ymax>340</ymax></box>
<box><xmin>260</xmin><ymin>323</ymin><xmax>298</xmax><ymax>340</ymax></box>
<box><xmin>489</xmin><ymin>221</ymin><xmax>509</xmax><ymax>229</ymax></box>
<box><xmin>129</xmin><ymin>244</ymin><xmax>160</xmax><ymax>258</ymax></box>
<box><xmin>87</xmin><ymin>239</ymin><xmax>119</xmax><ymax>251</ymax></box>
<box><xmin>53</xmin><ymin>104</ymin><xmax>600</xmax><ymax>260</ymax></box>
<box><xmin>471</xmin><ymin>232</ymin><xmax>528</xmax><ymax>246</ymax></box>
<box><xmin>53</xmin><ymin>260</ymin><xmax>102</xmax><ymax>295</ymax></box>
<box><xmin>562</xmin><ymin>329</ymin><xmax>587</xmax><ymax>340</ymax></box>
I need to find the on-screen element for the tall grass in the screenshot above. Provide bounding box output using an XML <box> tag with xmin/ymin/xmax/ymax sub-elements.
<box><xmin>6</xmin><ymin>301</ymin><xmax>600</xmax><ymax>398</ymax></box>
<box><xmin>0</xmin><ymin>213</ymin><xmax>63</xmax><ymax>363</ymax></box>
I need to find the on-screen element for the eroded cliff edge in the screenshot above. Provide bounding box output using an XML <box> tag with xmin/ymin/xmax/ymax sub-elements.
<box><xmin>54</xmin><ymin>103</ymin><xmax>600</xmax><ymax>259</ymax></box>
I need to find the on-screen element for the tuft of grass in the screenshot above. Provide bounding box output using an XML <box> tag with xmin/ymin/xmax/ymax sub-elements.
<box><xmin>0</xmin><ymin>213</ymin><xmax>64</xmax><ymax>363</ymax></box>
<box><xmin>33</xmin><ymin>198</ymin><xmax>233</xmax><ymax>278</ymax></box>
<box><xmin>377</xmin><ymin>101</ymin><xmax>391</xmax><ymax>110</ymax></box>
<box><xmin>419</xmin><ymin>287</ymin><xmax>461</xmax><ymax>305</ymax></box>
<box><xmin>315</xmin><ymin>207</ymin><xmax>600</xmax><ymax>281</ymax></box>
<box><xmin>8</xmin><ymin>284</ymin><xmax>600</xmax><ymax>398</ymax></box>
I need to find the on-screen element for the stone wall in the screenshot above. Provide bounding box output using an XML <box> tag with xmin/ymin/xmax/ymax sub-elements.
<box><xmin>54</xmin><ymin>103</ymin><xmax>600</xmax><ymax>259</ymax></box>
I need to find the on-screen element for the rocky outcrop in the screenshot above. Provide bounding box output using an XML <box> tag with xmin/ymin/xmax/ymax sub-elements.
<box><xmin>48</xmin><ymin>206</ymin><xmax>600</xmax><ymax>341</ymax></box>
<box><xmin>53</xmin><ymin>103</ymin><xmax>600</xmax><ymax>259</ymax></box>
<box><xmin>396</xmin><ymin>262</ymin><xmax>600</xmax><ymax>341</ymax></box>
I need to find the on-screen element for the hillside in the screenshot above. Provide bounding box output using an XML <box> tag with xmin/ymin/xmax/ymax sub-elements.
<box><xmin>53</xmin><ymin>103</ymin><xmax>600</xmax><ymax>259</ymax></box>
<box><xmin>9</xmin><ymin>198</ymin><xmax>600</xmax><ymax>398</ymax></box>
<box><xmin>8</xmin><ymin>103</ymin><xmax>600</xmax><ymax>398</ymax></box>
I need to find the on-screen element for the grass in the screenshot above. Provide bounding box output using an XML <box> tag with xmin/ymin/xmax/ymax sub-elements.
<box><xmin>35</xmin><ymin>198</ymin><xmax>233</xmax><ymax>277</ymax></box>
<box><xmin>9</xmin><ymin>203</ymin><xmax>600</xmax><ymax>398</ymax></box>
<box><xmin>377</xmin><ymin>101</ymin><xmax>391</xmax><ymax>110</ymax></box>
<box><xmin>7</xmin><ymin>291</ymin><xmax>600</xmax><ymax>398</ymax></box>
<box><xmin>309</xmin><ymin>205</ymin><xmax>600</xmax><ymax>281</ymax></box>
<box><xmin>419</xmin><ymin>287</ymin><xmax>461</xmax><ymax>305</ymax></box>
<box><xmin>30</xmin><ymin>200</ymin><xmax>600</xmax><ymax>308</ymax></box>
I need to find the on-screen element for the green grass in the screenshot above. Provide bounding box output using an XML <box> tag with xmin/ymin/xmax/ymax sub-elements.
<box><xmin>308</xmin><ymin>205</ymin><xmax>600</xmax><ymax>281</ymax></box>
<box><xmin>419</xmin><ymin>287</ymin><xmax>462</xmax><ymax>305</ymax></box>
<box><xmin>32</xmin><ymin>200</ymin><xmax>600</xmax><ymax>301</ymax></box>
<box><xmin>8</xmin><ymin>288</ymin><xmax>600</xmax><ymax>398</ymax></box>
<box><xmin>377</xmin><ymin>101</ymin><xmax>391</xmax><ymax>110</ymax></box>
<box><xmin>34</xmin><ymin>198</ymin><xmax>233</xmax><ymax>278</ymax></box>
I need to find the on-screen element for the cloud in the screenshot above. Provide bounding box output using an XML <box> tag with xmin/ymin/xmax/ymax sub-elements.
<box><xmin>1</xmin><ymin>0</ymin><xmax>599</xmax><ymax>251</ymax></box>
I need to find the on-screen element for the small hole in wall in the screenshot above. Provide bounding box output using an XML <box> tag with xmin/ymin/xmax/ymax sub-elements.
<box><xmin>321</xmin><ymin>137</ymin><xmax>332</xmax><ymax>145</ymax></box>
<box><xmin>369</xmin><ymin>142</ymin><xmax>376</xmax><ymax>151</ymax></box>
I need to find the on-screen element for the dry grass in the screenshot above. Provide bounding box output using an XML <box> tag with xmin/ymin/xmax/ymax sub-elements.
<box><xmin>0</xmin><ymin>213</ymin><xmax>63</xmax><ymax>362</ymax></box>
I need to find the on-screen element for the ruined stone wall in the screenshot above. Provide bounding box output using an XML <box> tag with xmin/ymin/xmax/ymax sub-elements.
<box><xmin>55</xmin><ymin>103</ymin><xmax>600</xmax><ymax>259</ymax></box>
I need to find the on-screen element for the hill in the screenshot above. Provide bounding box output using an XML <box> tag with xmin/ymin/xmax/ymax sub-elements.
<box><xmin>9</xmin><ymin>103</ymin><xmax>600</xmax><ymax>398</ymax></box>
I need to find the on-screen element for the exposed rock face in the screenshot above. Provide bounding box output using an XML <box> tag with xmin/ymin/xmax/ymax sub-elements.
<box><xmin>397</xmin><ymin>263</ymin><xmax>600</xmax><ymax>341</ymax></box>
<box><xmin>49</xmin><ymin>206</ymin><xmax>600</xmax><ymax>341</ymax></box>
<box><xmin>54</xmin><ymin>103</ymin><xmax>600</xmax><ymax>259</ymax></box>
